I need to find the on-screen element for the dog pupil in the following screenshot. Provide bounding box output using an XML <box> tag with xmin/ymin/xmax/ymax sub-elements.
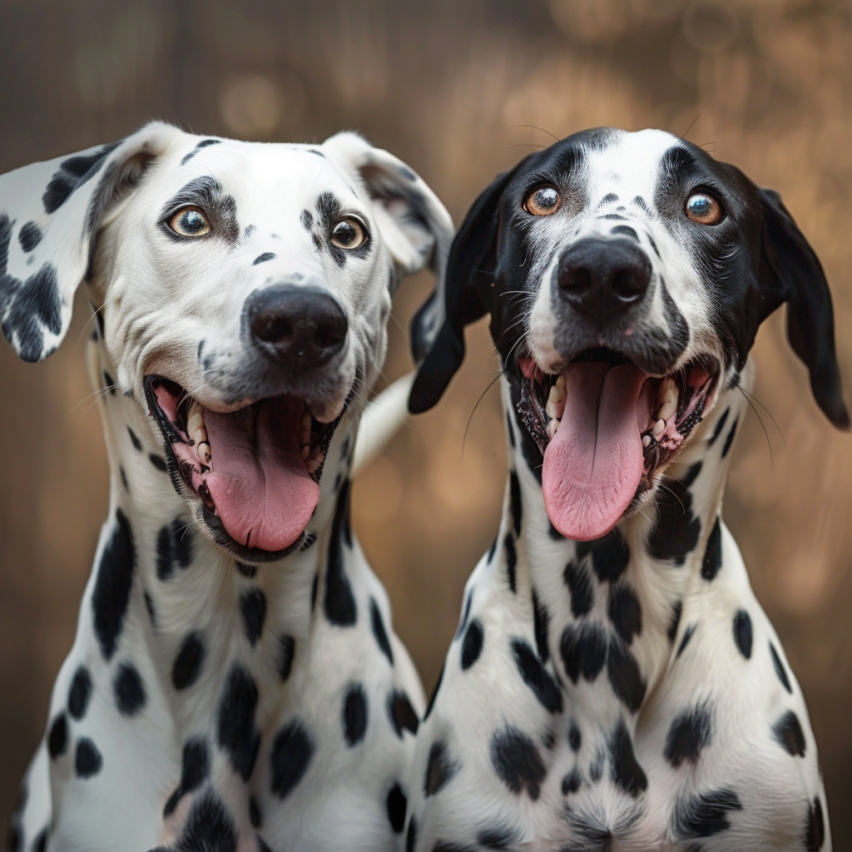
<box><xmin>538</xmin><ymin>188</ymin><xmax>557</xmax><ymax>208</ymax></box>
<box><xmin>336</xmin><ymin>222</ymin><xmax>355</xmax><ymax>244</ymax></box>
<box><xmin>690</xmin><ymin>196</ymin><xmax>711</xmax><ymax>217</ymax></box>
<box><xmin>183</xmin><ymin>211</ymin><xmax>204</xmax><ymax>232</ymax></box>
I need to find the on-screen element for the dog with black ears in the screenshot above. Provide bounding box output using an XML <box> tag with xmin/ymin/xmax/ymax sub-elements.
<box><xmin>405</xmin><ymin>128</ymin><xmax>844</xmax><ymax>851</ymax></box>
<box><xmin>1</xmin><ymin>121</ymin><xmax>452</xmax><ymax>852</ymax></box>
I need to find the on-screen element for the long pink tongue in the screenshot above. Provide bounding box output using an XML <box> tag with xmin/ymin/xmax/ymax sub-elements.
<box><xmin>203</xmin><ymin>399</ymin><xmax>318</xmax><ymax>553</ymax></box>
<box><xmin>543</xmin><ymin>363</ymin><xmax>648</xmax><ymax>541</ymax></box>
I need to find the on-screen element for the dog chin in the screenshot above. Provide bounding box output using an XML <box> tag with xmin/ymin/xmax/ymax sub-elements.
<box><xmin>515</xmin><ymin>348</ymin><xmax>720</xmax><ymax>540</ymax></box>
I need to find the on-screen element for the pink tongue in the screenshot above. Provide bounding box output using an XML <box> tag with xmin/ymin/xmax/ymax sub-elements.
<box><xmin>543</xmin><ymin>363</ymin><xmax>649</xmax><ymax>542</ymax></box>
<box><xmin>203</xmin><ymin>398</ymin><xmax>318</xmax><ymax>553</ymax></box>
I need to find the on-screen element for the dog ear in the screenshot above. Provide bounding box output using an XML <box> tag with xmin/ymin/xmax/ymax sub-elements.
<box><xmin>322</xmin><ymin>130</ymin><xmax>454</xmax><ymax>289</ymax></box>
<box><xmin>759</xmin><ymin>188</ymin><xmax>850</xmax><ymax>429</ymax></box>
<box><xmin>0</xmin><ymin>121</ymin><xmax>182</xmax><ymax>362</ymax></box>
<box><xmin>408</xmin><ymin>168</ymin><xmax>515</xmax><ymax>414</ymax></box>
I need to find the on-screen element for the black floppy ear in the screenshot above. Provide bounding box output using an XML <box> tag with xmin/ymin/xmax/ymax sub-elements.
<box><xmin>759</xmin><ymin>188</ymin><xmax>850</xmax><ymax>430</ymax></box>
<box><xmin>409</xmin><ymin>168</ymin><xmax>515</xmax><ymax>413</ymax></box>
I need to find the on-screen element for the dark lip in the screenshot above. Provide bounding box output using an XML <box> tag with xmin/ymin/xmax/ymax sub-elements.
<box><xmin>143</xmin><ymin>374</ymin><xmax>346</xmax><ymax>562</ymax></box>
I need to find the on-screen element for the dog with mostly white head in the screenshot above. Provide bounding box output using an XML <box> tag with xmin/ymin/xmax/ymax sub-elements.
<box><xmin>1</xmin><ymin>121</ymin><xmax>452</xmax><ymax>852</ymax></box>
<box><xmin>405</xmin><ymin>128</ymin><xmax>845</xmax><ymax>851</ymax></box>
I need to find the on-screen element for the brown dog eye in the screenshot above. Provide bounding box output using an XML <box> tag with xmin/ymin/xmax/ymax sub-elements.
<box><xmin>524</xmin><ymin>185</ymin><xmax>561</xmax><ymax>216</ymax></box>
<box><xmin>685</xmin><ymin>192</ymin><xmax>723</xmax><ymax>225</ymax></box>
<box><xmin>169</xmin><ymin>207</ymin><xmax>210</xmax><ymax>237</ymax></box>
<box><xmin>331</xmin><ymin>218</ymin><xmax>368</xmax><ymax>250</ymax></box>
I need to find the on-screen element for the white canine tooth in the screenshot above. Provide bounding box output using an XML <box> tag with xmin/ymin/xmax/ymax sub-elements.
<box><xmin>652</xmin><ymin>419</ymin><xmax>665</xmax><ymax>437</ymax></box>
<box><xmin>547</xmin><ymin>418</ymin><xmax>559</xmax><ymax>440</ymax></box>
<box><xmin>555</xmin><ymin>374</ymin><xmax>566</xmax><ymax>389</ymax></box>
<box><xmin>198</xmin><ymin>441</ymin><xmax>212</xmax><ymax>465</ymax></box>
<box><xmin>642</xmin><ymin>434</ymin><xmax>652</xmax><ymax>448</ymax></box>
<box><xmin>549</xmin><ymin>384</ymin><xmax>566</xmax><ymax>405</ymax></box>
<box><xmin>658</xmin><ymin>399</ymin><xmax>677</xmax><ymax>422</ymax></box>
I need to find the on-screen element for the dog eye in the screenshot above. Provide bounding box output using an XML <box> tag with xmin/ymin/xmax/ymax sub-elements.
<box><xmin>685</xmin><ymin>192</ymin><xmax>723</xmax><ymax>225</ymax></box>
<box><xmin>169</xmin><ymin>207</ymin><xmax>211</xmax><ymax>237</ymax></box>
<box><xmin>524</xmin><ymin>185</ymin><xmax>561</xmax><ymax>217</ymax></box>
<box><xmin>330</xmin><ymin>217</ymin><xmax>368</xmax><ymax>250</ymax></box>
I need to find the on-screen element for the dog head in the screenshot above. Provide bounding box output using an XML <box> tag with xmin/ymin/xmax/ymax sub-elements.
<box><xmin>0</xmin><ymin>121</ymin><xmax>452</xmax><ymax>560</ymax></box>
<box><xmin>410</xmin><ymin>127</ymin><xmax>847</xmax><ymax>541</ymax></box>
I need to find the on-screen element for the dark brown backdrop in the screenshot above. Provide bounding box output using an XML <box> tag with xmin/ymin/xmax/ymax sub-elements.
<box><xmin>2</xmin><ymin>0</ymin><xmax>852</xmax><ymax>844</ymax></box>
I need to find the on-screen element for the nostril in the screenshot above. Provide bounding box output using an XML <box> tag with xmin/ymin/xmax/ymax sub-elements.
<box><xmin>612</xmin><ymin>268</ymin><xmax>648</xmax><ymax>300</ymax></box>
<box><xmin>560</xmin><ymin>266</ymin><xmax>592</xmax><ymax>294</ymax></box>
<box><xmin>314</xmin><ymin>318</ymin><xmax>347</xmax><ymax>351</ymax></box>
<box><xmin>254</xmin><ymin>315</ymin><xmax>294</xmax><ymax>344</ymax></box>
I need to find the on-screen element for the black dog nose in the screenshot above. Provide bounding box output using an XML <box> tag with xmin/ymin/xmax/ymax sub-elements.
<box><xmin>555</xmin><ymin>238</ymin><xmax>652</xmax><ymax>324</ymax></box>
<box><xmin>246</xmin><ymin>285</ymin><xmax>348</xmax><ymax>366</ymax></box>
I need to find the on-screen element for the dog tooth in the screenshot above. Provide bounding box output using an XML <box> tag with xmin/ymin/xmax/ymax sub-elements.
<box><xmin>658</xmin><ymin>398</ymin><xmax>677</xmax><ymax>422</ymax></box>
<box><xmin>547</xmin><ymin>418</ymin><xmax>559</xmax><ymax>440</ymax></box>
<box><xmin>642</xmin><ymin>434</ymin><xmax>652</xmax><ymax>448</ymax></box>
<box><xmin>652</xmin><ymin>419</ymin><xmax>665</xmax><ymax>437</ymax></box>
<box><xmin>198</xmin><ymin>441</ymin><xmax>212</xmax><ymax>465</ymax></box>
<box><xmin>555</xmin><ymin>374</ymin><xmax>566</xmax><ymax>389</ymax></box>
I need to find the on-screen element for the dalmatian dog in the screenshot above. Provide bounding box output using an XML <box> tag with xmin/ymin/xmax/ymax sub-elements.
<box><xmin>1</xmin><ymin>121</ymin><xmax>453</xmax><ymax>852</ymax></box>
<box><xmin>405</xmin><ymin>128</ymin><xmax>845</xmax><ymax>851</ymax></box>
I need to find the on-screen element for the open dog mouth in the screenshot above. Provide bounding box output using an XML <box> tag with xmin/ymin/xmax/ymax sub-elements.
<box><xmin>517</xmin><ymin>348</ymin><xmax>718</xmax><ymax>542</ymax></box>
<box><xmin>145</xmin><ymin>376</ymin><xmax>342</xmax><ymax>557</ymax></box>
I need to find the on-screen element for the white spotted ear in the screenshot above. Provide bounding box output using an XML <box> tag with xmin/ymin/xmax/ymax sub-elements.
<box><xmin>321</xmin><ymin>132</ymin><xmax>453</xmax><ymax>362</ymax></box>
<box><xmin>0</xmin><ymin>121</ymin><xmax>183</xmax><ymax>362</ymax></box>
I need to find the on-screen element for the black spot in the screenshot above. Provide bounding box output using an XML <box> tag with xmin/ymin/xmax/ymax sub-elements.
<box><xmin>343</xmin><ymin>683</ymin><xmax>369</xmax><ymax>746</ymax></box>
<box><xmin>599</xmin><ymin>193</ymin><xmax>619</xmax><ymax>206</ymax></box>
<box><xmin>804</xmin><ymin>797</ymin><xmax>825</xmax><ymax>851</ymax></box>
<box><xmin>91</xmin><ymin>508</ymin><xmax>135</xmax><ymax>661</ymax></box>
<box><xmin>707</xmin><ymin>408</ymin><xmax>730</xmax><ymax>446</ymax></box>
<box><xmin>506</xmin><ymin>412</ymin><xmax>516</xmax><ymax>448</ymax></box>
<box><xmin>300</xmin><ymin>209</ymin><xmax>313</xmax><ymax>231</ymax></box>
<box><xmin>103</xmin><ymin>370</ymin><xmax>115</xmax><ymax>395</ymax></box>
<box><xmin>577</xmin><ymin>528</ymin><xmax>630</xmax><ymax>583</ymax></box>
<box><xmin>721</xmin><ymin>418</ymin><xmax>739</xmax><ymax>458</ymax></box>
<box><xmin>456</xmin><ymin>591</ymin><xmax>473</xmax><ymax>638</ymax></box>
<box><xmin>172</xmin><ymin>631</ymin><xmax>205</xmax><ymax>690</ymax></box>
<box><xmin>562</xmin><ymin>768</ymin><xmax>582</xmax><ymax>795</ymax></box>
<box><xmin>144</xmin><ymin>592</ymin><xmax>156</xmax><ymax>626</ymax></box>
<box><xmin>164</xmin><ymin>737</ymin><xmax>210</xmax><ymax>817</ymax></box>
<box><xmin>773</xmin><ymin>710</ymin><xmax>806</xmax><ymax>757</ymax></box>
<box><xmin>701</xmin><ymin>518</ymin><xmax>722</xmax><ymax>581</ymax></box>
<box><xmin>388</xmin><ymin>690</ymin><xmax>420</xmax><ymax>738</ymax></box>
<box><xmin>32</xmin><ymin>828</ymin><xmax>48</xmax><ymax>852</ymax></box>
<box><xmin>406</xmin><ymin>818</ymin><xmax>417</xmax><ymax>852</ymax></box>
<box><xmin>769</xmin><ymin>642</ymin><xmax>793</xmax><ymax>694</ymax></box>
<box><xmin>178</xmin><ymin>791</ymin><xmax>237</xmax><ymax>852</ymax></box>
<box><xmin>370</xmin><ymin>598</ymin><xmax>394</xmax><ymax>665</ymax></box>
<box><xmin>602</xmin><ymin>213</ymin><xmax>627</xmax><ymax>220</ymax></box>
<box><xmin>149</xmin><ymin>453</ymin><xmax>167</xmax><ymax>472</ymax></box>
<box><xmin>424</xmin><ymin>740</ymin><xmax>459</xmax><ymax>796</ymax></box>
<box><xmin>633</xmin><ymin>195</ymin><xmax>651</xmax><ymax>213</ymax></box>
<box><xmin>310</xmin><ymin>573</ymin><xmax>318</xmax><ymax>610</ymax></box>
<box><xmin>589</xmin><ymin>747</ymin><xmax>605</xmax><ymax>783</ymax></box>
<box><xmin>386</xmin><ymin>783</ymin><xmax>407</xmax><ymax>833</ymax></box>
<box><xmin>487</xmin><ymin>536</ymin><xmax>498</xmax><ymax>562</ymax></box>
<box><xmin>490</xmin><ymin>726</ymin><xmax>546</xmax><ymax>800</ymax></box>
<box><xmin>609</xmin><ymin>719</ymin><xmax>647</xmax><ymax>797</ymax></box>
<box><xmin>127</xmin><ymin>427</ymin><xmax>142</xmax><ymax>451</ymax></box>
<box><xmin>217</xmin><ymin>665</ymin><xmax>260</xmax><ymax>781</ymax></box>
<box><xmin>180</xmin><ymin>138</ymin><xmax>222</xmax><ymax>166</ymax></box>
<box><xmin>733</xmin><ymin>610</ymin><xmax>753</xmax><ymax>659</ymax></box>
<box><xmin>671</xmin><ymin>788</ymin><xmax>742</xmax><ymax>839</ymax></box>
<box><xmin>647</xmin><ymin>463</ymin><xmax>702</xmax><ymax>565</ymax></box>
<box><xmin>569</xmin><ymin>723</ymin><xmax>581</xmax><ymax>752</ymax></box>
<box><xmin>607</xmin><ymin>638</ymin><xmax>646</xmax><ymax>713</ymax></box>
<box><xmin>18</xmin><ymin>221</ymin><xmax>43</xmax><ymax>252</ymax></box>
<box><xmin>677</xmin><ymin>624</ymin><xmax>696</xmax><ymax>657</ymax></box>
<box><xmin>253</xmin><ymin>252</ymin><xmax>276</xmax><ymax>265</ymax></box>
<box><xmin>47</xmin><ymin>713</ymin><xmax>68</xmax><ymax>759</ymax></box>
<box><xmin>504</xmin><ymin>532</ymin><xmax>517</xmax><ymax>593</ymax></box>
<box><xmin>423</xmin><ymin>664</ymin><xmax>444</xmax><ymax>721</ymax></box>
<box><xmin>608</xmin><ymin>584</ymin><xmax>642</xmax><ymax>643</ymax></box>
<box><xmin>156</xmin><ymin>518</ymin><xmax>194</xmax><ymax>581</ymax></box>
<box><xmin>239</xmin><ymin>588</ymin><xmax>267</xmax><ymax>647</ymax></box>
<box><xmin>611</xmin><ymin>225</ymin><xmax>639</xmax><ymax>241</ymax></box>
<box><xmin>270</xmin><ymin>720</ymin><xmax>314</xmax><ymax>799</ymax></box>
<box><xmin>560</xmin><ymin>623</ymin><xmax>607</xmax><ymax>683</ymax></box>
<box><xmin>668</xmin><ymin>600</ymin><xmax>683</xmax><ymax>642</ymax></box>
<box><xmin>68</xmin><ymin>666</ymin><xmax>92</xmax><ymax>720</ymax></box>
<box><xmin>325</xmin><ymin>482</ymin><xmax>357</xmax><ymax>626</ymax></box>
<box><xmin>532</xmin><ymin>590</ymin><xmax>550</xmax><ymax>662</ymax></box>
<box><xmin>43</xmin><ymin>144</ymin><xmax>118</xmax><ymax>214</ymax></box>
<box><xmin>564</xmin><ymin>560</ymin><xmax>593</xmax><ymax>617</ymax></box>
<box><xmin>113</xmin><ymin>661</ymin><xmax>146</xmax><ymax>717</ymax></box>
<box><xmin>277</xmin><ymin>634</ymin><xmax>295</xmax><ymax>682</ymax></box>
<box><xmin>119</xmin><ymin>466</ymin><xmax>129</xmax><ymax>492</ymax></box>
<box><xmin>665</xmin><ymin>703</ymin><xmax>714</xmax><ymax>768</ymax></box>
<box><xmin>509</xmin><ymin>470</ymin><xmax>522</xmax><ymax>535</ymax></box>
<box><xmin>460</xmin><ymin>619</ymin><xmax>484</xmax><ymax>670</ymax></box>
<box><xmin>75</xmin><ymin>738</ymin><xmax>103</xmax><ymax>778</ymax></box>
<box><xmin>236</xmin><ymin>561</ymin><xmax>257</xmax><ymax>578</ymax></box>
<box><xmin>511</xmin><ymin>639</ymin><xmax>562</xmax><ymax>713</ymax></box>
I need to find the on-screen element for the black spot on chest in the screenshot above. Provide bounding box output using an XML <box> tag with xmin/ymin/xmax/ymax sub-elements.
<box><xmin>701</xmin><ymin>518</ymin><xmax>722</xmax><ymax>581</ymax></box>
<box><xmin>370</xmin><ymin>598</ymin><xmax>394</xmax><ymax>665</ymax></box>
<box><xmin>560</xmin><ymin>623</ymin><xmax>607</xmax><ymax>684</ymax></box>
<box><xmin>677</xmin><ymin>623</ymin><xmax>696</xmax><ymax>657</ymax></box>
<box><xmin>532</xmin><ymin>589</ymin><xmax>550</xmax><ymax>663</ymax></box>
<box><xmin>609</xmin><ymin>719</ymin><xmax>647</xmax><ymax>797</ymax></box>
<box><xmin>68</xmin><ymin>666</ymin><xmax>92</xmax><ymax>720</ymax></box>
<box><xmin>804</xmin><ymin>797</ymin><xmax>825</xmax><ymax>851</ymax></box>
<box><xmin>769</xmin><ymin>642</ymin><xmax>793</xmax><ymax>693</ymax></box>
<box><xmin>270</xmin><ymin>720</ymin><xmax>314</xmax><ymax>799</ymax></box>
<box><xmin>47</xmin><ymin>713</ymin><xmax>68</xmax><ymax>759</ymax></box>
<box><xmin>239</xmin><ymin>587</ymin><xmax>267</xmax><ymax>646</ymax></box>
<box><xmin>75</xmin><ymin>738</ymin><xmax>103</xmax><ymax>778</ymax></box>
<box><xmin>647</xmin><ymin>462</ymin><xmax>702</xmax><ymax>565</ymax></box>
<box><xmin>217</xmin><ymin>664</ymin><xmax>261</xmax><ymax>781</ymax></box>
<box><xmin>163</xmin><ymin>736</ymin><xmax>210</xmax><ymax>818</ymax></box>
<box><xmin>127</xmin><ymin>427</ymin><xmax>143</xmax><ymax>451</ymax></box>
<box><xmin>707</xmin><ymin>407</ymin><xmax>730</xmax><ymax>446</ymax></box>
<box><xmin>722</xmin><ymin>418</ymin><xmax>739</xmax><ymax>457</ymax></box>
<box><xmin>732</xmin><ymin>610</ymin><xmax>753</xmax><ymax>659</ymax></box>
<box><xmin>91</xmin><ymin>508</ymin><xmax>136</xmax><ymax>661</ymax></box>
<box><xmin>607</xmin><ymin>637</ymin><xmax>646</xmax><ymax>713</ymax></box>
<box><xmin>667</xmin><ymin>600</ymin><xmax>683</xmax><ymax>642</ymax></box>
<box><xmin>325</xmin><ymin>481</ymin><xmax>357</xmax><ymax>626</ymax></box>
<box><xmin>509</xmin><ymin>470</ymin><xmax>522</xmax><ymax>535</ymax></box>
<box><xmin>608</xmin><ymin>584</ymin><xmax>642</xmax><ymax>643</ymax></box>
<box><xmin>18</xmin><ymin>221</ymin><xmax>43</xmax><ymax>252</ymax></box>
<box><xmin>577</xmin><ymin>528</ymin><xmax>631</xmax><ymax>583</ymax></box>
<box><xmin>504</xmin><ymin>532</ymin><xmax>517</xmax><ymax>593</ymax></box>
<box><xmin>113</xmin><ymin>661</ymin><xmax>146</xmax><ymax>717</ymax></box>
<box><xmin>424</xmin><ymin>740</ymin><xmax>459</xmax><ymax>796</ymax></box>
<box><xmin>773</xmin><ymin>710</ymin><xmax>806</xmax><ymax>757</ymax></box>
<box><xmin>277</xmin><ymin>634</ymin><xmax>295</xmax><ymax>681</ymax></box>
<box><xmin>156</xmin><ymin>518</ymin><xmax>193</xmax><ymax>581</ymax></box>
<box><xmin>423</xmin><ymin>664</ymin><xmax>444</xmax><ymax>722</ymax></box>
<box><xmin>386</xmin><ymin>783</ymin><xmax>407</xmax><ymax>833</ymax></box>
<box><xmin>664</xmin><ymin>703</ymin><xmax>714</xmax><ymax>767</ymax></box>
<box><xmin>564</xmin><ymin>560</ymin><xmax>593</xmax><ymax>617</ymax></box>
<box><xmin>149</xmin><ymin>453</ymin><xmax>168</xmax><ymax>472</ymax></box>
<box><xmin>388</xmin><ymin>690</ymin><xmax>419</xmax><ymax>738</ymax></box>
<box><xmin>490</xmin><ymin>726</ymin><xmax>546</xmax><ymax>800</ymax></box>
<box><xmin>178</xmin><ymin>791</ymin><xmax>237</xmax><ymax>852</ymax></box>
<box><xmin>511</xmin><ymin>638</ymin><xmax>562</xmax><ymax>713</ymax></box>
<box><xmin>671</xmin><ymin>788</ymin><xmax>742</xmax><ymax>839</ymax></box>
<box><xmin>343</xmin><ymin>683</ymin><xmax>369</xmax><ymax>746</ymax></box>
<box><xmin>172</xmin><ymin>631</ymin><xmax>205</xmax><ymax>690</ymax></box>
<box><xmin>461</xmin><ymin>618</ymin><xmax>484</xmax><ymax>670</ymax></box>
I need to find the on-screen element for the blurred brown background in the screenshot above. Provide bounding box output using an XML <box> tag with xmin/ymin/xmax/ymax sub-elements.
<box><xmin>2</xmin><ymin>0</ymin><xmax>852</xmax><ymax>844</ymax></box>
